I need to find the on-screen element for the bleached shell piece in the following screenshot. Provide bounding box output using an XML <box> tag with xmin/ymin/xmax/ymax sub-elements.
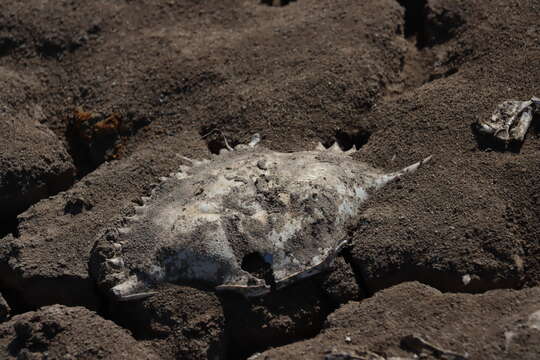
<box><xmin>94</xmin><ymin>145</ymin><xmax>431</xmax><ymax>299</ymax></box>
<box><xmin>476</xmin><ymin>97</ymin><xmax>539</xmax><ymax>144</ymax></box>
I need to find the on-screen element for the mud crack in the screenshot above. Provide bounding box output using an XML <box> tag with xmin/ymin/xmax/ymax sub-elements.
<box><xmin>386</xmin><ymin>0</ymin><xmax>465</xmax><ymax>98</ymax></box>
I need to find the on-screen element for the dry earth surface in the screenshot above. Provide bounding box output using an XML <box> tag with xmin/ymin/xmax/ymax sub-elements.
<box><xmin>0</xmin><ymin>0</ymin><xmax>539</xmax><ymax>359</ymax></box>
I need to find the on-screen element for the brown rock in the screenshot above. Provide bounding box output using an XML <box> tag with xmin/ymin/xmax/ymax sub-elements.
<box><xmin>423</xmin><ymin>0</ymin><xmax>466</xmax><ymax>46</ymax></box>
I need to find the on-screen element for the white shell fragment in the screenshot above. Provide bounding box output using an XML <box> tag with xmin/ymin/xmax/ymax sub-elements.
<box><xmin>476</xmin><ymin>97</ymin><xmax>539</xmax><ymax>146</ymax></box>
<box><xmin>528</xmin><ymin>310</ymin><xmax>540</xmax><ymax>330</ymax></box>
<box><xmin>401</xmin><ymin>335</ymin><xmax>468</xmax><ymax>360</ymax></box>
<box><xmin>92</xmin><ymin>134</ymin><xmax>431</xmax><ymax>300</ymax></box>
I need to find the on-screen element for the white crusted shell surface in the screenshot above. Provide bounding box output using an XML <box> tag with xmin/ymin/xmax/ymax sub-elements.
<box><xmin>92</xmin><ymin>139</ymin><xmax>430</xmax><ymax>299</ymax></box>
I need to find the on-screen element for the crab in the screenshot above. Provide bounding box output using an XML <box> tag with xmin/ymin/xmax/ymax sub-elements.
<box><xmin>476</xmin><ymin>97</ymin><xmax>540</xmax><ymax>146</ymax></box>
<box><xmin>91</xmin><ymin>134</ymin><xmax>431</xmax><ymax>300</ymax></box>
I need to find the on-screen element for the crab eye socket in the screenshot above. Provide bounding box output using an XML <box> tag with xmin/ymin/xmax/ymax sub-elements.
<box><xmin>241</xmin><ymin>252</ymin><xmax>270</xmax><ymax>273</ymax></box>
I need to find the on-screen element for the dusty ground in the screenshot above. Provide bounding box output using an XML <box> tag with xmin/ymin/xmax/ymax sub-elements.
<box><xmin>0</xmin><ymin>0</ymin><xmax>539</xmax><ymax>359</ymax></box>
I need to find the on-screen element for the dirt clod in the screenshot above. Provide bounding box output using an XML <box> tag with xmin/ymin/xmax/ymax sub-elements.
<box><xmin>320</xmin><ymin>256</ymin><xmax>365</xmax><ymax>308</ymax></box>
<box><xmin>108</xmin><ymin>284</ymin><xmax>226</xmax><ymax>360</ymax></box>
<box><xmin>0</xmin><ymin>305</ymin><xmax>159</xmax><ymax>359</ymax></box>
<box><xmin>0</xmin><ymin>71</ymin><xmax>75</xmax><ymax>219</ymax></box>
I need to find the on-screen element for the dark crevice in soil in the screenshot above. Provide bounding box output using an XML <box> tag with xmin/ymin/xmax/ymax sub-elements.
<box><xmin>322</xmin><ymin>129</ymin><xmax>371</xmax><ymax>151</ymax></box>
<box><xmin>0</xmin><ymin>287</ymin><xmax>27</xmax><ymax>317</ymax></box>
<box><xmin>387</xmin><ymin>1</ymin><xmax>464</xmax><ymax>98</ymax></box>
<box><xmin>0</xmin><ymin>216</ymin><xmax>19</xmax><ymax>239</ymax></box>
<box><xmin>65</xmin><ymin>132</ymin><xmax>101</xmax><ymax>179</ymax></box>
<box><xmin>532</xmin><ymin>113</ymin><xmax>540</xmax><ymax>134</ymax></box>
<box><xmin>367</xmin><ymin>266</ymin><xmax>523</xmax><ymax>295</ymax></box>
<box><xmin>397</xmin><ymin>0</ymin><xmax>464</xmax><ymax>49</ymax></box>
<box><xmin>37</xmin><ymin>40</ymin><xmax>65</xmax><ymax>58</ymax></box>
<box><xmin>0</xmin><ymin>36</ymin><xmax>20</xmax><ymax>57</ymax></box>
<box><xmin>241</xmin><ymin>252</ymin><xmax>277</xmax><ymax>288</ymax></box>
<box><xmin>37</xmin><ymin>38</ymin><xmax>83</xmax><ymax>60</ymax></box>
<box><xmin>206</xmin><ymin>137</ymin><xmax>238</xmax><ymax>155</ymax></box>
<box><xmin>341</xmin><ymin>247</ymin><xmax>373</xmax><ymax>298</ymax></box>
<box><xmin>398</xmin><ymin>0</ymin><xmax>428</xmax><ymax>47</ymax></box>
<box><xmin>0</xmin><ymin>274</ymin><xmax>103</xmax><ymax>318</ymax></box>
<box><xmin>219</xmin><ymin>282</ymin><xmax>333</xmax><ymax>360</ymax></box>
<box><xmin>261</xmin><ymin>0</ymin><xmax>297</xmax><ymax>6</ymax></box>
<box><xmin>63</xmin><ymin>196</ymin><xmax>94</xmax><ymax>217</ymax></box>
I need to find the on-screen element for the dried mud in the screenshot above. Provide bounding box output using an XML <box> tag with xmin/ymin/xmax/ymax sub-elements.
<box><xmin>0</xmin><ymin>0</ymin><xmax>539</xmax><ymax>359</ymax></box>
<box><xmin>253</xmin><ymin>282</ymin><xmax>540</xmax><ymax>359</ymax></box>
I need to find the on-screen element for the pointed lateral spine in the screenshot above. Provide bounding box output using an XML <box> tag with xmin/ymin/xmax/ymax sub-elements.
<box><xmin>374</xmin><ymin>155</ymin><xmax>433</xmax><ymax>189</ymax></box>
<box><xmin>329</xmin><ymin>142</ymin><xmax>342</xmax><ymax>153</ymax></box>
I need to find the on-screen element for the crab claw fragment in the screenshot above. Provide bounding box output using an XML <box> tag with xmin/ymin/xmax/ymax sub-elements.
<box><xmin>476</xmin><ymin>96</ymin><xmax>539</xmax><ymax>147</ymax></box>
